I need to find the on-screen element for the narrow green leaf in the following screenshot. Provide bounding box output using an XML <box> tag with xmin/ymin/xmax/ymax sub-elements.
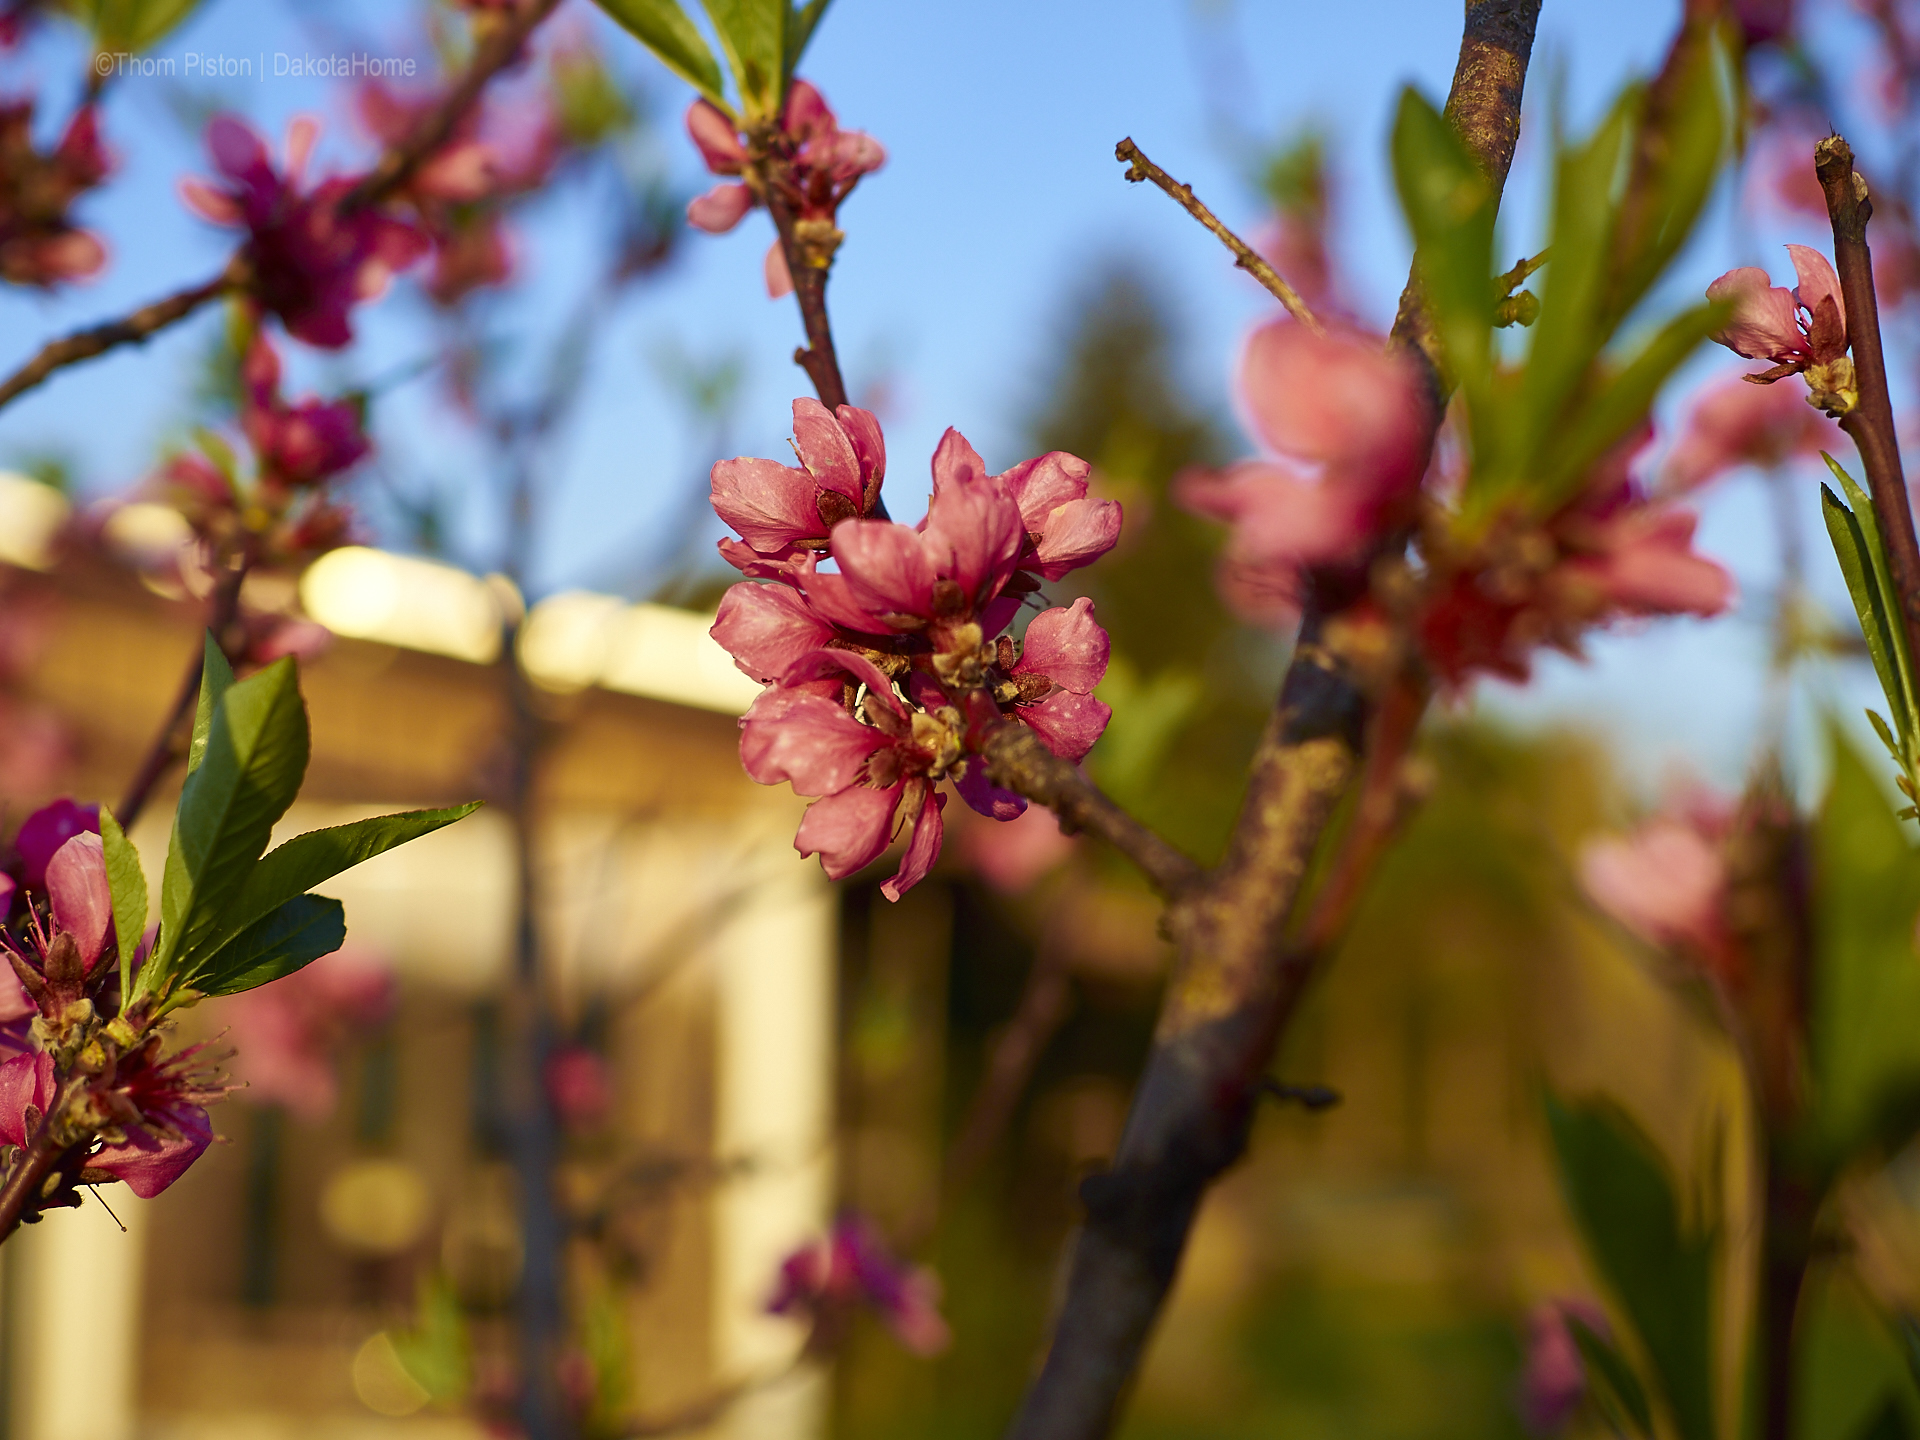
<box><xmin>1807</xmin><ymin>728</ymin><xmax>1920</xmax><ymax>1170</ymax></box>
<box><xmin>189</xmin><ymin>894</ymin><xmax>345</xmax><ymax>998</ymax></box>
<box><xmin>146</xmin><ymin>657</ymin><xmax>309</xmax><ymax>999</ymax></box>
<box><xmin>700</xmin><ymin>0</ymin><xmax>786</xmax><ymax>119</ymax></box>
<box><xmin>1827</xmin><ymin>452</ymin><xmax>1920</xmax><ymax>761</ymax></box>
<box><xmin>97</xmin><ymin>806</ymin><xmax>147</xmax><ymax>993</ymax></box>
<box><xmin>592</xmin><ymin>0</ymin><xmax>730</xmax><ymax>110</ymax></box>
<box><xmin>784</xmin><ymin>0</ymin><xmax>830</xmax><ymax>84</ymax></box>
<box><xmin>1870</xmin><ymin>709</ymin><xmax>1904</xmax><ymax>765</ymax></box>
<box><xmin>197</xmin><ymin>802</ymin><xmax>481</xmax><ymax>963</ymax></box>
<box><xmin>1567</xmin><ymin>1316</ymin><xmax>1654</xmax><ymax>1436</ymax></box>
<box><xmin>1545</xmin><ymin>1093</ymin><xmax>1717</xmax><ymax>1440</ymax></box>
<box><xmin>1390</xmin><ymin>88</ymin><xmax>1496</xmax><ymax>425</ymax></box>
<box><xmin>1533</xmin><ymin>301</ymin><xmax>1720</xmax><ymax>510</ymax></box>
<box><xmin>1823</xmin><ymin>483</ymin><xmax>1907</xmax><ymax>733</ymax></box>
<box><xmin>188</xmin><ymin>631</ymin><xmax>236</xmax><ymax>776</ymax></box>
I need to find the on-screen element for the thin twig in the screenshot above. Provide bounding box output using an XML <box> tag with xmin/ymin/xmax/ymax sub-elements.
<box><xmin>0</xmin><ymin>258</ymin><xmax>244</xmax><ymax>412</ymax></box>
<box><xmin>1816</xmin><ymin>135</ymin><xmax>1920</xmax><ymax>670</ymax></box>
<box><xmin>982</xmin><ymin>722</ymin><xmax>1200</xmax><ymax>896</ymax></box>
<box><xmin>1114</xmin><ymin>138</ymin><xmax>1322</xmax><ymax>332</ymax></box>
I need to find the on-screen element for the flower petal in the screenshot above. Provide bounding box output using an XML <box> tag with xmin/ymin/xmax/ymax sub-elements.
<box><xmin>792</xmin><ymin>397</ymin><xmax>863</xmax><ymax>504</ymax></box>
<box><xmin>1019</xmin><ymin>690</ymin><xmax>1112</xmax><ymax>763</ymax></box>
<box><xmin>688</xmin><ymin>181</ymin><xmax>753</xmax><ymax>234</ymax></box>
<box><xmin>1706</xmin><ymin>267</ymin><xmax>1808</xmax><ymax>363</ymax></box>
<box><xmin>796</xmin><ymin>783</ymin><xmax>900</xmax><ymax>879</ymax></box>
<box><xmin>882</xmin><ymin>783</ymin><xmax>945</xmax><ymax>901</ymax></box>
<box><xmin>1786</xmin><ymin>243</ymin><xmax>1844</xmax><ymax>341</ymax></box>
<box><xmin>765</xmin><ymin>240</ymin><xmax>793</xmax><ymax>299</ymax></box>
<box><xmin>1239</xmin><ymin>321</ymin><xmax>1428</xmax><ymax>492</ymax></box>
<box><xmin>89</xmin><ymin>1103</ymin><xmax>214</xmax><ymax>1198</ymax></box>
<box><xmin>922</xmin><ymin>458</ymin><xmax>1023</xmax><ymax>606</ymax></box>
<box><xmin>0</xmin><ymin>1050</ymin><xmax>53</xmax><ymax>1149</ymax></box>
<box><xmin>711</xmin><ymin>456</ymin><xmax>824</xmax><ymax>554</ymax></box>
<box><xmin>953</xmin><ymin>760</ymin><xmax>1027</xmax><ymax>821</ymax></box>
<box><xmin>1028</xmin><ymin>496</ymin><xmax>1123</xmax><ymax>580</ymax></box>
<box><xmin>47</xmin><ymin>832</ymin><xmax>111</xmax><ymax>972</ymax></box>
<box><xmin>928</xmin><ymin>427</ymin><xmax>989</xmax><ymax>496</ymax></box>
<box><xmin>831</xmin><ymin>519</ymin><xmax>938</xmax><ymax>621</ymax></box>
<box><xmin>686</xmin><ymin>99</ymin><xmax>746</xmax><ymax>173</ymax></box>
<box><xmin>1013</xmin><ymin>598</ymin><xmax>1110</xmax><ymax>695</ymax></box>
<box><xmin>15</xmin><ymin>799</ymin><xmax>99</xmax><ymax>891</ymax></box>
<box><xmin>740</xmin><ymin>686</ymin><xmax>883</xmax><ymax>795</ymax></box>
<box><xmin>835</xmin><ymin>404</ymin><xmax>887</xmax><ymax>505</ymax></box>
<box><xmin>712</xmin><ymin>582</ymin><xmax>837</xmax><ymax>684</ymax></box>
<box><xmin>998</xmin><ymin>450</ymin><xmax>1092</xmax><ymax>530</ymax></box>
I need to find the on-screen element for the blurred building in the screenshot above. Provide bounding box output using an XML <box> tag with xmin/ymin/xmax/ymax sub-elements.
<box><xmin>0</xmin><ymin>480</ymin><xmax>835</xmax><ymax>1440</ymax></box>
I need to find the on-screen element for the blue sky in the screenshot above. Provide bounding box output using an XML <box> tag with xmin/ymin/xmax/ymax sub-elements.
<box><xmin>0</xmin><ymin>0</ymin><xmax>1903</xmax><ymax>795</ymax></box>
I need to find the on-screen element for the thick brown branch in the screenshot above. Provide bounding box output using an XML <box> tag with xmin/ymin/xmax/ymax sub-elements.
<box><xmin>341</xmin><ymin>0</ymin><xmax>565</xmax><ymax>212</ymax></box>
<box><xmin>1113</xmin><ymin>139</ymin><xmax>1321</xmax><ymax>331</ymax></box>
<box><xmin>0</xmin><ymin>258</ymin><xmax>244</xmax><ymax>412</ymax></box>
<box><xmin>1816</xmin><ymin>135</ymin><xmax>1920</xmax><ymax>670</ymax></box>
<box><xmin>983</xmin><ymin>722</ymin><xmax>1200</xmax><ymax>896</ymax></box>
<box><xmin>1002</xmin><ymin>6</ymin><xmax>1540</xmax><ymax>1437</ymax></box>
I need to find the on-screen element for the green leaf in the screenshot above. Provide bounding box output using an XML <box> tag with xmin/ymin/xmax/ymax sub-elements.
<box><xmin>391</xmin><ymin>1274</ymin><xmax>473</xmax><ymax>1408</ymax></box>
<box><xmin>188</xmin><ymin>631</ymin><xmax>236</xmax><ymax>776</ymax></box>
<box><xmin>145</xmin><ymin>657</ymin><xmax>309</xmax><ymax>1001</ymax></box>
<box><xmin>592</xmin><ymin>0</ymin><xmax>730</xmax><ymax>110</ymax></box>
<box><xmin>188</xmin><ymin>894</ymin><xmax>344</xmax><ymax>997</ymax></box>
<box><xmin>1533</xmin><ymin>301</ymin><xmax>1721</xmax><ymax>509</ymax></box>
<box><xmin>1544</xmin><ymin>1094</ymin><xmax>1717</xmax><ymax>1440</ymax></box>
<box><xmin>1857</xmin><ymin>1401</ymin><xmax>1917</xmax><ymax>1440</ymax></box>
<box><xmin>70</xmin><ymin>0</ymin><xmax>203</xmax><ymax>52</ymax></box>
<box><xmin>97</xmin><ymin>806</ymin><xmax>147</xmax><ymax>991</ymax></box>
<box><xmin>199</xmin><ymin>803</ymin><xmax>481</xmax><ymax>963</ymax></box>
<box><xmin>784</xmin><ymin>0</ymin><xmax>830</xmax><ymax>85</ymax></box>
<box><xmin>1825</xmin><ymin>454</ymin><xmax>1920</xmax><ymax>770</ymax></box>
<box><xmin>1806</xmin><ymin>728</ymin><xmax>1920</xmax><ymax>1171</ymax></box>
<box><xmin>1391</xmin><ymin>88</ymin><xmax>1496</xmax><ymax>419</ymax></box>
<box><xmin>700</xmin><ymin>0</ymin><xmax>786</xmax><ymax>119</ymax></box>
<box><xmin>1824</xmin><ymin>484</ymin><xmax>1909</xmax><ymax>736</ymax></box>
<box><xmin>1567</xmin><ymin>1315</ymin><xmax>1654</xmax><ymax>1437</ymax></box>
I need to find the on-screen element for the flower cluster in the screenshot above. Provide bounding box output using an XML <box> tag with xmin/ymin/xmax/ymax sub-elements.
<box><xmin>710</xmin><ymin>399</ymin><xmax>1120</xmax><ymax>898</ymax></box>
<box><xmin>1177</xmin><ymin>319</ymin><xmax>1732</xmax><ymax>685</ymax></box>
<box><xmin>684</xmin><ymin>80</ymin><xmax>884</xmax><ymax>297</ymax></box>
<box><xmin>1706</xmin><ymin>244</ymin><xmax>1854</xmax><ymax>415</ymax></box>
<box><xmin>0</xmin><ymin>800</ymin><xmax>229</xmax><ymax>1203</ymax></box>
<box><xmin>181</xmin><ymin>115</ymin><xmax>426</xmax><ymax>348</ymax></box>
<box><xmin>767</xmin><ymin>1212</ymin><xmax>950</xmax><ymax>1356</ymax></box>
<box><xmin>0</xmin><ymin>100</ymin><xmax>111</xmax><ymax>287</ymax></box>
<box><xmin>160</xmin><ymin>331</ymin><xmax>369</xmax><ymax>567</ymax></box>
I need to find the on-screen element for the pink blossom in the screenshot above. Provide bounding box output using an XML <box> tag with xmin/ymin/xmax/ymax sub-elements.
<box><xmin>1518</xmin><ymin>1299</ymin><xmax>1610</xmax><ymax>1434</ymax></box>
<box><xmin>712</xmin><ymin>581</ymin><xmax>839</xmax><ymax>683</ymax></box>
<box><xmin>1663</xmin><ymin>373</ymin><xmax>1840</xmax><ymax>491</ymax></box>
<box><xmin>713</xmin><ymin>398</ymin><xmax>888</xmax><ymax>564</ymax></box>
<box><xmin>1705</xmin><ymin>245</ymin><xmax>1847</xmax><ymax>383</ymax></box>
<box><xmin>45</xmin><ymin>833</ymin><xmax>111</xmax><ymax>974</ymax></box>
<box><xmin>181</xmin><ymin>114</ymin><xmax>426</xmax><ymax>348</ymax></box>
<box><xmin>993</xmin><ymin>451</ymin><xmax>1124</xmax><ymax>582</ymax></box>
<box><xmin>768</xmin><ymin>1212</ymin><xmax>951</xmax><ymax>1356</ymax></box>
<box><xmin>1581</xmin><ymin>817</ymin><xmax>1727</xmax><ymax>955</ymax></box>
<box><xmin>0</xmin><ymin>100</ymin><xmax>111</xmax><ymax>287</ymax></box>
<box><xmin>545</xmin><ymin>1045</ymin><xmax>613</xmax><ymax>1130</ymax></box>
<box><xmin>958</xmin><ymin>802</ymin><xmax>1077</xmax><ymax>894</ymax></box>
<box><xmin>240</xmin><ymin>334</ymin><xmax>370</xmax><ymax>487</ymax></box>
<box><xmin>225</xmin><ymin>948</ymin><xmax>393</xmax><ymax>1122</ymax></box>
<box><xmin>1001</xmin><ymin>599</ymin><xmax>1113</xmax><ymax>764</ymax></box>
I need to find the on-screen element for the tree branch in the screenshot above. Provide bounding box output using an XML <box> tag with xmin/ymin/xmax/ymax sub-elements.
<box><xmin>983</xmin><ymin>722</ymin><xmax>1200</xmax><ymax>896</ymax></box>
<box><xmin>1113</xmin><ymin>138</ymin><xmax>1322</xmax><ymax>330</ymax></box>
<box><xmin>1001</xmin><ymin>6</ymin><xmax>1542</xmax><ymax>1437</ymax></box>
<box><xmin>1816</xmin><ymin>135</ymin><xmax>1920</xmax><ymax>670</ymax></box>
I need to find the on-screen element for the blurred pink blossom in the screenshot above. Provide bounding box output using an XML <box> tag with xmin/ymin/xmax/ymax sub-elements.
<box><xmin>1663</xmin><ymin>373</ymin><xmax>1839</xmax><ymax>491</ymax></box>
<box><xmin>768</xmin><ymin>1212</ymin><xmax>950</xmax><ymax>1356</ymax></box>
<box><xmin>224</xmin><ymin>948</ymin><xmax>394</xmax><ymax>1122</ymax></box>
<box><xmin>1518</xmin><ymin>1299</ymin><xmax>1610</xmax><ymax>1434</ymax></box>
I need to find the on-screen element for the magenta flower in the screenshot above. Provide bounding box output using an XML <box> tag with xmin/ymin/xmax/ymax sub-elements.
<box><xmin>768</xmin><ymin>1212</ymin><xmax>951</xmax><ymax>1356</ymax></box>
<box><xmin>0</xmin><ymin>1049</ymin><xmax>53</xmax><ymax>1148</ymax></box>
<box><xmin>683</xmin><ymin>80</ymin><xmax>885</xmax><ymax>297</ymax></box>
<box><xmin>0</xmin><ymin>100</ymin><xmax>111</xmax><ymax>287</ymax></box>
<box><xmin>240</xmin><ymin>334</ymin><xmax>371</xmax><ymax>487</ymax></box>
<box><xmin>989</xmin><ymin>598</ymin><xmax>1113</xmax><ymax>766</ymax></box>
<box><xmin>11</xmin><ymin>797</ymin><xmax>98</xmax><ymax>891</ymax></box>
<box><xmin>712</xmin><ymin>397</ymin><xmax>887</xmax><ymax>566</ymax></box>
<box><xmin>85</xmin><ymin>1036</ymin><xmax>225</xmax><ymax>1198</ymax></box>
<box><xmin>180</xmin><ymin>115</ymin><xmax>427</xmax><ymax>348</ymax></box>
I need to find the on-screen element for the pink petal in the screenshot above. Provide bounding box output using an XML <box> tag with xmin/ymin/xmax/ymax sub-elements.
<box><xmin>712</xmin><ymin>456</ymin><xmax>824</xmax><ymax>553</ymax></box>
<box><xmin>0</xmin><ymin>1050</ymin><xmax>54</xmax><ymax>1148</ymax></box>
<box><xmin>1019</xmin><ymin>690</ymin><xmax>1112</xmax><ymax>763</ymax></box>
<box><xmin>798</xmin><ymin>565</ymin><xmax>895</xmax><ymax>632</ymax></box>
<box><xmin>1239</xmin><ymin>321</ymin><xmax>1428</xmax><ymax>494</ymax></box>
<box><xmin>283</xmin><ymin>115</ymin><xmax>320</xmax><ymax>183</ymax></box>
<box><xmin>0</xmin><ymin>959</ymin><xmax>32</xmax><ymax>1027</ymax></box>
<box><xmin>791</xmin><ymin>397</ymin><xmax>863</xmax><ymax>504</ymax></box>
<box><xmin>929</xmin><ymin>428</ymin><xmax>989</xmax><ymax>495</ymax></box>
<box><xmin>89</xmin><ymin>1103</ymin><xmax>213</xmax><ymax>1198</ymax></box>
<box><xmin>414</xmin><ymin>140</ymin><xmax>498</xmax><ymax>202</ymax></box>
<box><xmin>953</xmin><ymin>761</ymin><xmax>1027</xmax><ymax>821</ymax></box>
<box><xmin>796</xmin><ymin>783</ymin><xmax>900</xmax><ymax>879</ymax></box>
<box><xmin>1706</xmin><ymin>267</ymin><xmax>1808</xmax><ymax>363</ymax></box>
<box><xmin>1785</xmin><ymin>244</ymin><xmax>1844</xmax><ymax>338</ymax></box>
<box><xmin>1176</xmin><ymin>460</ymin><xmax>1372</xmax><ymax>568</ymax></box>
<box><xmin>1013</xmin><ymin>599</ymin><xmax>1109</xmax><ymax>695</ymax></box>
<box><xmin>688</xmin><ymin>181</ymin><xmax>754</xmax><ymax>234</ymax></box>
<box><xmin>959</xmin><ymin>801</ymin><xmax>1079</xmax><ymax>894</ymax></box>
<box><xmin>686</xmin><ymin>99</ymin><xmax>746</xmax><ymax>173</ymax></box>
<box><xmin>15</xmin><ymin>799</ymin><xmax>99</xmax><ymax>890</ymax></box>
<box><xmin>178</xmin><ymin>177</ymin><xmax>243</xmax><ymax>225</ymax></box>
<box><xmin>777</xmin><ymin>647</ymin><xmax>906</xmax><ymax>709</ymax></box>
<box><xmin>921</xmin><ymin>461</ymin><xmax>1024</xmax><ymax>605</ymax></box>
<box><xmin>740</xmin><ymin>687</ymin><xmax>883</xmax><ymax>795</ymax></box>
<box><xmin>997</xmin><ymin>451</ymin><xmax>1092</xmax><ymax>530</ymax></box>
<box><xmin>1663</xmin><ymin>374</ymin><xmax>1836</xmax><ymax>492</ymax></box>
<box><xmin>713</xmin><ymin>582</ymin><xmax>837</xmax><ymax>683</ymax></box>
<box><xmin>835</xmin><ymin>405</ymin><xmax>887</xmax><ymax>503</ymax></box>
<box><xmin>47</xmin><ymin>833</ymin><xmax>111</xmax><ymax>972</ymax></box>
<box><xmin>1579</xmin><ymin>507</ymin><xmax>1735</xmax><ymax>616</ymax></box>
<box><xmin>882</xmin><ymin>783</ymin><xmax>945</xmax><ymax>901</ymax></box>
<box><xmin>207</xmin><ymin>114</ymin><xmax>272</xmax><ymax>184</ymax></box>
<box><xmin>1580</xmin><ymin>821</ymin><xmax>1725</xmax><ymax>951</ymax></box>
<box><xmin>831</xmin><ymin>519</ymin><xmax>938</xmax><ymax>620</ymax></box>
<box><xmin>1029</xmin><ymin>496</ymin><xmax>1123</xmax><ymax>581</ymax></box>
<box><xmin>765</xmin><ymin>240</ymin><xmax>793</xmax><ymax>299</ymax></box>
<box><xmin>781</xmin><ymin>80</ymin><xmax>834</xmax><ymax>142</ymax></box>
